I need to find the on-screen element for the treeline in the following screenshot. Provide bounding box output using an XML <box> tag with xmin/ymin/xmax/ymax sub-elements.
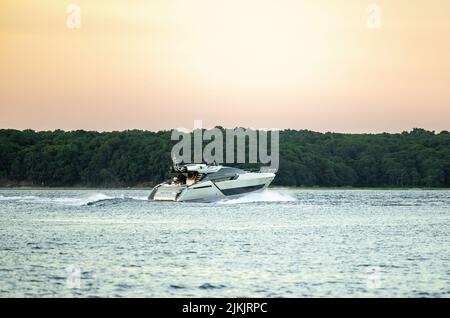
<box><xmin>0</xmin><ymin>128</ymin><xmax>449</xmax><ymax>187</ymax></box>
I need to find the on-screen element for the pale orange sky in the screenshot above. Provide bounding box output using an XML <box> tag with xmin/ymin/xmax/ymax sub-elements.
<box><xmin>0</xmin><ymin>0</ymin><xmax>449</xmax><ymax>132</ymax></box>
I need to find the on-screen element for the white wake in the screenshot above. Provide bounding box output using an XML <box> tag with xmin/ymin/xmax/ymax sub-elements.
<box><xmin>0</xmin><ymin>193</ymin><xmax>147</xmax><ymax>206</ymax></box>
<box><xmin>217</xmin><ymin>190</ymin><xmax>297</xmax><ymax>204</ymax></box>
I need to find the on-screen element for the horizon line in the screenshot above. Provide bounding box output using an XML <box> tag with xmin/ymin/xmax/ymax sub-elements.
<box><xmin>1</xmin><ymin>127</ymin><xmax>449</xmax><ymax>135</ymax></box>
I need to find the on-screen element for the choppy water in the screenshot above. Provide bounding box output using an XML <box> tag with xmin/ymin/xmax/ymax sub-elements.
<box><xmin>0</xmin><ymin>188</ymin><xmax>449</xmax><ymax>298</ymax></box>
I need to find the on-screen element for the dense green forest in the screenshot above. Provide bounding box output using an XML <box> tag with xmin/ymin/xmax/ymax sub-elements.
<box><xmin>0</xmin><ymin>128</ymin><xmax>449</xmax><ymax>187</ymax></box>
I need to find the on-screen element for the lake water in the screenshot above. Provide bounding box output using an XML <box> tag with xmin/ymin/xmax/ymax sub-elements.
<box><xmin>0</xmin><ymin>189</ymin><xmax>449</xmax><ymax>298</ymax></box>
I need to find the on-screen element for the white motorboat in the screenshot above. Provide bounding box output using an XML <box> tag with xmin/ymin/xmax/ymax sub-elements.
<box><xmin>148</xmin><ymin>163</ymin><xmax>275</xmax><ymax>202</ymax></box>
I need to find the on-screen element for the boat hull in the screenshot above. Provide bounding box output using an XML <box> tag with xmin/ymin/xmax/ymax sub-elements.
<box><xmin>149</xmin><ymin>172</ymin><xmax>275</xmax><ymax>202</ymax></box>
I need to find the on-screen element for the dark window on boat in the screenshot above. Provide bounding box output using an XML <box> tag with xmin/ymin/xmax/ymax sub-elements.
<box><xmin>203</xmin><ymin>167</ymin><xmax>244</xmax><ymax>182</ymax></box>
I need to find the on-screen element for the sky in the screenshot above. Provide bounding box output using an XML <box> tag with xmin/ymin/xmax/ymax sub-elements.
<box><xmin>0</xmin><ymin>0</ymin><xmax>449</xmax><ymax>133</ymax></box>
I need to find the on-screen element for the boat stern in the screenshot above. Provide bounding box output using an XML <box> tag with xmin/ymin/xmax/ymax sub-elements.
<box><xmin>148</xmin><ymin>184</ymin><xmax>185</xmax><ymax>201</ymax></box>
